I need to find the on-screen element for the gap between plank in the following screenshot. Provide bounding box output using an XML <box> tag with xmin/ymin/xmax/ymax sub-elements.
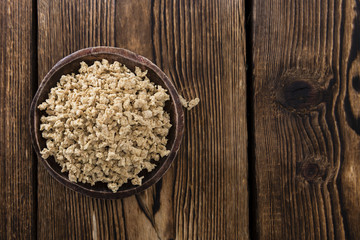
<box><xmin>31</xmin><ymin>0</ymin><xmax>38</xmax><ymax>239</ymax></box>
<box><xmin>245</xmin><ymin>0</ymin><xmax>256</xmax><ymax>239</ymax></box>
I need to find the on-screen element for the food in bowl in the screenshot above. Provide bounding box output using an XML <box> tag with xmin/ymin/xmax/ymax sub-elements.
<box><xmin>38</xmin><ymin>59</ymin><xmax>172</xmax><ymax>192</ymax></box>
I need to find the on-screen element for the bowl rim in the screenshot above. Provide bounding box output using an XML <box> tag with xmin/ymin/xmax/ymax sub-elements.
<box><xmin>30</xmin><ymin>46</ymin><xmax>184</xmax><ymax>199</ymax></box>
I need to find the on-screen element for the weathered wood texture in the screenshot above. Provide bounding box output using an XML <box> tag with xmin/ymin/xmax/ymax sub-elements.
<box><xmin>252</xmin><ymin>0</ymin><xmax>360</xmax><ymax>239</ymax></box>
<box><xmin>0</xmin><ymin>0</ymin><xmax>36</xmax><ymax>239</ymax></box>
<box><xmin>37</xmin><ymin>0</ymin><xmax>248</xmax><ymax>239</ymax></box>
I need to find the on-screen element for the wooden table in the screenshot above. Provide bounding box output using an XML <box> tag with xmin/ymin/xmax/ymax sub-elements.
<box><xmin>1</xmin><ymin>0</ymin><xmax>359</xmax><ymax>239</ymax></box>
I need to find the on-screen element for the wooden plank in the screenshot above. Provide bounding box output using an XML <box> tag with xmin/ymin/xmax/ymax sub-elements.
<box><xmin>150</xmin><ymin>1</ymin><xmax>248</xmax><ymax>238</ymax></box>
<box><xmin>337</xmin><ymin>0</ymin><xmax>360</xmax><ymax>239</ymax></box>
<box><xmin>0</xmin><ymin>0</ymin><xmax>36</xmax><ymax>239</ymax></box>
<box><xmin>37</xmin><ymin>0</ymin><xmax>248</xmax><ymax>239</ymax></box>
<box><xmin>252</xmin><ymin>0</ymin><xmax>360</xmax><ymax>239</ymax></box>
<box><xmin>37</xmin><ymin>1</ymin><xmax>123</xmax><ymax>239</ymax></box>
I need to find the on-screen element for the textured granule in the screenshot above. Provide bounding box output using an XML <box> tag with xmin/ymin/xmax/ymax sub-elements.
<box><xmin>179</xmin><ymin>95</ymin><xmax>200</xmax><ymax>110</ymax></box>
<box><xmin>38</xmin><ymin>59</ymin><xmax>171</xmax><ymax>192</ymax></box>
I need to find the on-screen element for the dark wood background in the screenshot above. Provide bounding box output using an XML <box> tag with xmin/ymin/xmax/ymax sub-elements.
<box><xmin>0</xmin><ymin>0</ymin><xmax>359</xmax><ymax>239</ymax></box>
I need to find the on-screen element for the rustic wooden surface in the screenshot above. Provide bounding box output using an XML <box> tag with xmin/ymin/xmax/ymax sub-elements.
<box><xmin>36</xmin><ymin>0</ymin><xmax>248</xmax><ymax>239</ymax></box>
<box><xmin>0</xmin><ymin>0</ymin><xmax>36</xmax><ymax>239</ymax></box>
<box><xmin>252</xmin><ymin>0</ymin><xmax>360</xmax><ymax>239</ymax></box>
<box><xmin>2</xmin><ymin>0</ymin><xmax>360</xmax><ymax>239</ymax></box>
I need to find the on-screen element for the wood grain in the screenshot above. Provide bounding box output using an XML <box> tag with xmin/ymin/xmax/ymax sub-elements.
<box><xmin>37</xmin><ymin>1</ymin><xmax>121</xmax><ymax>239</ymax></box>
<box><xmin>337</xmin><ymin>0</ymin><xmax>360</xmax><ymax>239</ymax></box>
<box><xmin>151</xmin><ymin>0</ymin><xmax>248</xmax><ymax>238</ymax></box>
<box><xmin>252</xmin><ymin>0</ymin><xmax>360</xmax><ymax>239</ymax></box>
<box><xmin>37</xmin><ymin>0</ymin><xmax>248</xmax><ymax>239</ymax></box>
<box><xmin>0</xmin><ymin>0</ymin><xmax>36</xmax><ymax>239</ymax></box>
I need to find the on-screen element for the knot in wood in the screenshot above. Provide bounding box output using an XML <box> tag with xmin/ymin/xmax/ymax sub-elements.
<box><xmin>301</xmin><ymin>163</ymin><xmax>320</xmax><ymax>181</ymax></box>
<box><xmin>282</xmin><ymin>81</ymin><xmax>321</xmax><ymax>109</ymax></box>
<box><xmin>274</xmin><ymin>69</ymin><xmax>327</xmax><ymax>112</ymax></box>
<box><xmin>296</xmin><ymin>156</ymin><xmax>328</xmax><ymax>184</ymax></box>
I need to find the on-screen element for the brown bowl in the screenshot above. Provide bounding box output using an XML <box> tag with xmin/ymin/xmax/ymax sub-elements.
<box><xmin>30</xmin><ymin>47</ymin><xmax>184</xmax><ymax>199</ymax></box>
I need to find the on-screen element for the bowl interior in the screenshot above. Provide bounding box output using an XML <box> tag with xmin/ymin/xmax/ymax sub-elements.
<box><xmin>31</xmin><ymin>48</ymin><xmax>184</xmax><ymax>198</ymax></box>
